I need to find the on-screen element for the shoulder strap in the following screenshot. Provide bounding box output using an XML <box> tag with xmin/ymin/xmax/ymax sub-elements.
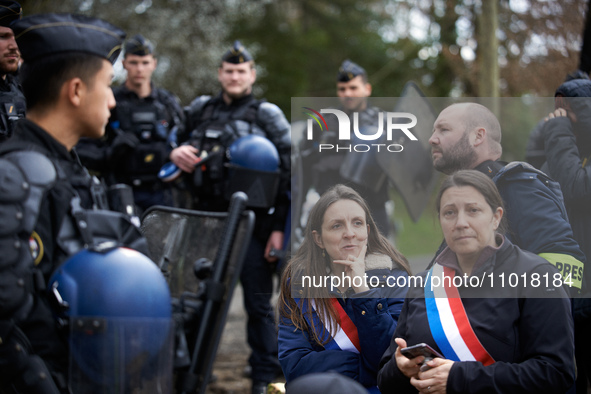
<box><xmin>243</xmin><ymin>98</ymin><xmax>264</xmax><ymax>125</ymax></box>
<box><xmin>493</xmin><ymin>161</ymin><xmax>551</xmax><ymax>182</ymax></box>
<box><xmin>199</xmin><ymin>96</ymin><xmax>218</xmax><ymax>123</ymax></box>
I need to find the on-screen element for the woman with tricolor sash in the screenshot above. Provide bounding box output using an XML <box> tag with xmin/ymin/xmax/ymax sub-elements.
<box><xmin>377</xmin><ymin>170</ymin><xmax>575</xmax><ymax>393</ymax></box>
<box><xmin>277</xmin><ymin>184</ymin><xmax>411</xmax><ymax>392</ymax></box>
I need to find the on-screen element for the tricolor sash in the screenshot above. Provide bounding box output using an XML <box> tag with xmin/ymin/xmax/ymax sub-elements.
<box><xmin>424</xmin><ymin>264</ymin><xmax>495</xmax><ymax>366</ymax></box>
<box><xmin>297</xmin><ymin>298</ymin><xmax>361</xmax><ymax>353</ymax></box>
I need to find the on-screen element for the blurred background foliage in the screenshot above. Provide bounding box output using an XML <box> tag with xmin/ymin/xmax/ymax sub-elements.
<box><xmin>20</xmin><ymin>0</ymin><xmax>588</xmax><ymax>160</ymax></box>
<box><xmin>19</xmin><ymin>0</ymin><xmax>590</xmax><ymax>255</ymax></box>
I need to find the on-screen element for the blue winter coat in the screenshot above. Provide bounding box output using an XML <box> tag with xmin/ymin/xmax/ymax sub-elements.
<box><xmin>278</xmin><ymin>265</ymin><xmax>409</xmax><ymax>389</ymax></box>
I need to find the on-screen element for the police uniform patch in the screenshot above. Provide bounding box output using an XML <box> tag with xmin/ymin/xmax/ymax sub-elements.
<box><xmin>29</xmin><ymin>231</ymin><xmax>43</xmax><ymax>265</ymax></box>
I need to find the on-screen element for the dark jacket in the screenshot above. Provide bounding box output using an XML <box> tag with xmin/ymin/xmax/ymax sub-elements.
<box><xmin>0</xmin><ymin>119</ymin><xmax>87</xmax><ymax>387</ymax></box>
<box><xmin>0</xmin><ymin>73</ymin><xmax>26</xmax><ymax>142</ymax></box>
<box><xmin>0</xmin><ymin>120</ymin><xmax>147</xmax><ymax>391</ymax></box>
<box><xmin>474</xmin><ymin>160</ymin><xmax>585</xmax><ymax>292</ymax></box>
<box><xmin>7</xmin><ymin>120</ymin><xmax>97</xmax><ymax>276</ymax></box>
<box><xmin>279</xmin><ymin>260</ymin><xmax>409</xmax><ymax>389</ymax></box>
<box><xmin>542</xmin><ymin>94</ymin><xmax>591</xmax><ymax>315</ymax></box>
<box><xmin>378</xmin><ymin>239</ymin><xmax>575</xmax><ymax>394</ymax></box>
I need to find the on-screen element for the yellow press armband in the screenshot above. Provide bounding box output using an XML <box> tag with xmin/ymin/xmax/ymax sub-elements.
<box><xmin>538</xmin><ymin>253</ymin><xmax>584</xmax><ymax>290</ymax></box>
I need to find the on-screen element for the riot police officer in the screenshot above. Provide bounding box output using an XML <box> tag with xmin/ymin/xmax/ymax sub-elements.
<box><xmin>170</xmin><ymin>40</ymin><xmax>290</xmax><ymax>394</ymax></box>
<box><xmin>98</xmin><ymin>34</ymin><xmax>184</xmax><ymax>213</ymax></box>
<box><xmin>0</xmin><ymin>14</ymin><xmax>146</xmax><ymax>393</ymax></box>
<box><xmin>0</xmin><ymin>1</ymin><xmax>25</xmax><ymax>143</ymax></box>
<box><xmin>305</xmin><ymin>60</ymin><xmax>391</xmax><ymax>235</ymax></box>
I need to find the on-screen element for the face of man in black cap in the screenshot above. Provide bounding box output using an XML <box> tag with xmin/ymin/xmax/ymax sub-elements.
<box><xmin>12</xmin><ymin>13</ymin><xmax>124</xmax><ymax>149</ymax></box>
<box><xmin>122</xmin><ymin>34</ymin><xmax>156</xmax><ymax>94</ymax></box>
<box><xmin>336</xmin><ymin>60</ymin><xmax>372</xmax><ymax>112</ymax></box>
<box><xmin>218</xmin><ymin>40</ymin><xmax>256</xmax><ymax>103</ymax></box>
<box><xmin>218</xmin><ymin>61</ymin><xmax>256</xmax><ymax>102</ymax></box>
<box><xmin>0</xmin><ymin>0</ymin><xmax>21</xmax><ymax>77</ymax></box>
<box><xmin>123</xmin><ymin>53</ymin><xmax>157</xmax><ymax>90</ymax></box>
<box><xmin>337</xmin><ymin>75</ymin><xmax>372</xmax><ymax>112</ymax></box>
<box><xmin>77</xmin><ymin>60</ymin><xmax>117</xmax><ymax>139</ymax></box>
<box><xmin>0</xmin><ymin>25</ymin><xmax>19</xmax><ymax>76</ymax></box>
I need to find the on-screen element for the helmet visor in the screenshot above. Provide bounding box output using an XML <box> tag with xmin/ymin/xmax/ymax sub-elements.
<box><xmin>68</xmin><ymin>317</ymin><xmax>174</xmax><ymax>394</ymax></box>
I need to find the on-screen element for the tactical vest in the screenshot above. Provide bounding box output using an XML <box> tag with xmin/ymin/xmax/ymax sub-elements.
<box><xmin>0</xmin><ymin>77</ymin><xmax>26</xmax><ymax>141</ymax></box>
<box><xmin>186</xmin><ymin>97</ymin><xmax>265</xmax><ymax>203</ymax></box>
<box><xmin>0</xmin><ymin>141</ymin><xmax>145</xmax><ymax>272</ymax></box>
<box><xmin>113</xmin><ymin>94</ymin><xmax>173</xmax><ymax>186</ymax></box>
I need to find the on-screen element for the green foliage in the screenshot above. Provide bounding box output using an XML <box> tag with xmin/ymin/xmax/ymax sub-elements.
<box><xmin>230</xmin><ymin>0</ymin><xmax>408</xmax><ymax>113</ymax></box>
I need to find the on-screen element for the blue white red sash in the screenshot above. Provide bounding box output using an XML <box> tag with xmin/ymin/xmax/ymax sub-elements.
<box><xmin>424</xmin><ymin>264</ymin><xmax>495</xmax><ymax>366</ymax></box>
<box><xmin>297</xmin><ymin>298</ymin><xmax>361</xmax><ymax>353</ymax></box>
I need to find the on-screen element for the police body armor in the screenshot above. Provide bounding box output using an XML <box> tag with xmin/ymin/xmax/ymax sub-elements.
<box><xmin>114</xmin><ymin>97</ymin><xmax>173</xmax><ymax>188</ymax></box>
<box><xmin>338</xmin><ymin>106</ymin><xmax>387</xmax><ymax>193</ymax></box>
<box><xmin>309</xmin><ymin>105</ymin><xmax>387</xmax><ymax>196</ymax></box>
<box><xmin>0</xmin><ymin>143</ymin><xmax>146</xmax><ymax>393</ymax></box>
<box><xmin>184</xmin><ymin>96</ymin><xmax>280</xmax><ymax>209</ymax></box>
<box><xmin>0</xmin><ymin>76</ymin><xmax>26</xmax><ymax>142</ymax></box>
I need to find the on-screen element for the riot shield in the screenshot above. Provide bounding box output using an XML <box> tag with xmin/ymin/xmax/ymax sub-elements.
<box><xmin>339</xmin><ymin>123</ymin><xmax>388</xmax><ymax>193</ymax></box>
<box><xmin>141</xmin><ymin>192</ymin><xmax>254</xmax><ymax>394</ymax></box>
<box><xmin>376</xmin><ymin>81</ymin><xmax>440</xmax><ymax>222</ymax></box>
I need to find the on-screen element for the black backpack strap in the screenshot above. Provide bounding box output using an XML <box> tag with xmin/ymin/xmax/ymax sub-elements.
<box><xmin>242</xmin><ymin>98</ymin><xmax>265</xmax><ymax>125</ymax></box>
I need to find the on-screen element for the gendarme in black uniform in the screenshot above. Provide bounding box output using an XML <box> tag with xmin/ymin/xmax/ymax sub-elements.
<box><xmin>107</xmin><ymin>35</ymin><xmax>183</xmax><ymax>212</ymax></box>
<box><xmin>305</xmin><ymin>60</ymin><xmax>390</xmax><ymax>234</ymax></box>
<box><xmin>182</xmin><ymin>91</ymin><xmax>291</xmax><ymax>225</ymax></box>
<box><xmin>0</xmin><ymin>1</ymin><xmax>25</xmax><ymax>142</ymax></box>
<box><xmin>175</xmin><ymin>41</ymin><xmax>290</xmax><ymax>392</ymax></box>
<box><xmin>0</xmin><ymin>14</ymin><xmax>145</xmax><ymax>393</ymax></box>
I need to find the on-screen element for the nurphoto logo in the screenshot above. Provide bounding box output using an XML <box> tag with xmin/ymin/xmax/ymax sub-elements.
<box><xmin>302</xmin><ymin>107</ymin><xmax>419</xmax><ymax>153</ymax></box>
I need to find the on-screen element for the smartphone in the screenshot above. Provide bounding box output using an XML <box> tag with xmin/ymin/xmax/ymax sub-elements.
<box><xmin>400</xmin><ymin>343</ymin><xmax>444</xmax><ymax>371</ymax></box>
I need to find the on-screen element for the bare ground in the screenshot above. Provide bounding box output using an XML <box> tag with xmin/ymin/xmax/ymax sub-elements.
<box><xmin>205</xmin><ymin>284</ymin><xmax>285</xmax><ymax>394</ymax></box>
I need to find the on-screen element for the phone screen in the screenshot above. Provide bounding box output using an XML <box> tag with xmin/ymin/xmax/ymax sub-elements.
<box><xmin>400</xmin><ymin>343</ymin><xmax>443</xmax><ymax>360</ymax></box>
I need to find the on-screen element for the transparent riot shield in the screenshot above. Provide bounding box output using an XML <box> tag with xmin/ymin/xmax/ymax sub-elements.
<box><xmin>140</xmin><ymin>192</ymin><xmax>254</xmax><ymax>394</ymax></box>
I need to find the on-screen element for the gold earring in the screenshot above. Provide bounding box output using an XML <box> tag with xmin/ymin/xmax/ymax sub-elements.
<box><xmin>322</xmin><ymin>249</ymin><xmax>326</xmax><ymax>258</ymax></box>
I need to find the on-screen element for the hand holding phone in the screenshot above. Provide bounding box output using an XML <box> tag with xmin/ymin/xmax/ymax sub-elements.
<box><xmin>400</xmin><ymin>343</ymin><xmax>444</xmax><ymax>372</ymax></box>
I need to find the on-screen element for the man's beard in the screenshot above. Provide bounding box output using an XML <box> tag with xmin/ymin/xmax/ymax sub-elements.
<box><xmin>341</xmin><ymin>97</ymin><xmax>367</xmax><ymax>113</ymax></box>
<box><xmin>224</xmin><ymin>86</ymin><xmax>250</xmax><ymax>100</ymax></box>
<box><xmin>0</xmin><ymin>58</ymin><xmax>18</xmax><ymax>76</ymax></box>
<box><xmin>433</xmin><ymin>132</ymin><xmax>477</xmax><ymax>175</ymax></box>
